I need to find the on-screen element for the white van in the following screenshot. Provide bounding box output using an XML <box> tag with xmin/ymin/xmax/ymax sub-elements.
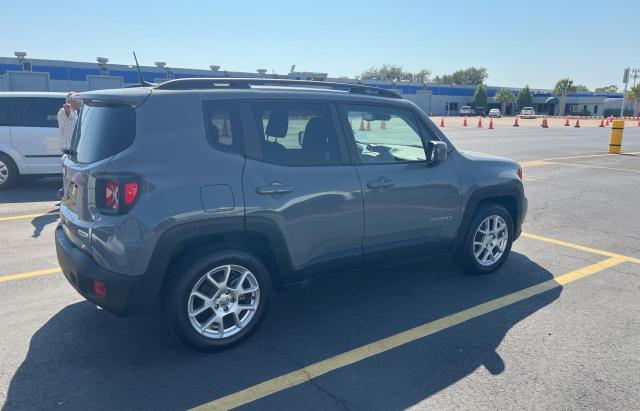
<box><xmin>0</xmin><ymin>92</ymin><xmax>66</xmax><ymax>189</ymax></box>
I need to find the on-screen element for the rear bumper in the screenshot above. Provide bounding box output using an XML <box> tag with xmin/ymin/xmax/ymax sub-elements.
<box><xmin>55</xmin><ymin>224</ymin><xmax>145</xmax><ymax>316</ymax></box>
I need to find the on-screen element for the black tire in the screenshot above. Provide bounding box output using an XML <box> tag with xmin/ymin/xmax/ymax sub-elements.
<box><xmin>454</xmin><ymin>203</ymin><xmax>514</xmax><ymax>275</ymax></box>
<box><xmin>163</xmin><ymin>247</ymin><xmax>272</xmax><ymax>352</ymax></box>
<box><xmin>0</xmin><ymin>153</ymin><xmax>19</xmax><ymax>190</ymax></box>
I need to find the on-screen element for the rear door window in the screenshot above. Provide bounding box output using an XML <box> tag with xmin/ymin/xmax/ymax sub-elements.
<box><xmin>72</xmin><ymin>102</ymin><xmax>135</xmax><ymax>163</ymax></box>
<box><xmin>247</xmin><ymin>101</ymin><xmax>341</xmax><ymax>166</ymax></box>
<box><xmin>0</xmin><ymin>99</ymin><xmax>10</xmax><ymax>126</ymax></box>
<box><xmin>9</xmin><ymin>97</ymin><xmax>64</xmax><ymax>127</ymax></box>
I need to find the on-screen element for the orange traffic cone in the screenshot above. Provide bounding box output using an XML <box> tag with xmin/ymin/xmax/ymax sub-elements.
<box><xmin>489</xmin><ymin>118</ymin><xmax>494</xmax><ymax>129</ymax></box>
<box><xmin>605</xmin><ymin>119</ymin><xmax>610</xmax><ymax>126</ymax></box>
<box><xmin>477</xmin><ymin>118</ymin><xmax>483</xmax><ymax>128</ymax></box>
<box><xmin>366</xmin><ymin>121</ymin><xmax>371</xmax><ymax>131</ymax></box>
<box><xmin>463</xmin><ymin>117</ymin><xmax>468</xmax><ymax>127</ymax></box>
<box><xmin>440</xmin><ymin>118</ymin><xmax>445</xmax><ymax>127</ymax></box>
<box><xmin>564</xmin><ymin>117</ymin><xmax>570</xmax><ymax>126</ymax></box>
<box><xmin>513</xmin><ymin>116</ymin><xmax>519</xmax><ymax>127</ymax></box>
<box><xmin>599</xmin><ymin>119</ymin><xmax>605</xmax><ymax>127</ymax></box>
<box><xmin>380</xmin><ymin>120</ymin><xmax>386</xmax><ymax>129</ymax></box>
<box><xmin>359</xmin><ymin>120</ymin><xmax>365</xmax><ymax>131</ymax></box>
<box><xmin>222</xmin><ymin>119</ymin><xmax>230</xmax><ymax>136</ymax></box>
<box><xmin>541</xmin><ymin>117</ymin><xmax>548</xmax><ymax>128</ymax></box>
<box><xmin>574</xmin><ymin>119</ymin><xmax>580</xmax><ymax>128</ymax></box>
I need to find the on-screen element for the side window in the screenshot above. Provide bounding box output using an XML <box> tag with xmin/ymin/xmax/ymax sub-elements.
<box><xmin>0</xmin><ymin>99</ymin><xmax>10</xmax><ymax>126</ymax></box>
<box><xmin>11</xmin><ymin>98</ymin><xmax>64</xmax><ymax>127</ymax></box>
<box><xmin>248</xmin><ymin>101</ymin><xmax>340</xmax><ymax>166</ymax></box>
<box><xmin>342</xmin><ymin>105</ymin><xmax>426</xmax><ymax>163</ymax></box>
<box><xmin>203</xmin><ymin>101</ymin><xmax>243</xmax><ymax>154</ymax></box>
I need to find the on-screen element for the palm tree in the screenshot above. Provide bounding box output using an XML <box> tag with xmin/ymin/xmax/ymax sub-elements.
<box><xmin>494</xmin><ymin>88</ymin><xmax>516</xmax><ymax>115</ymax></box>
<box><xmin>626</xmin><ymin>84</ymin><xmax>640</xmax><ymax>117</ymax></box>
<box><xmin>553</xmin><ymin>79</ymin><xmax>577</xmax><ymax>116</ymax></box>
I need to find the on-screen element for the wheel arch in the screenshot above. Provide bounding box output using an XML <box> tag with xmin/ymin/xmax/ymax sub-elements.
<box><xmin>143</xmin><ymin>218</ymin><xmax>291</xmax><ymax>304</ymax></box>
<box><xmin>451</xmin><ymin>182</ymin><xmax>525</xmax><ymax>252</ymax></box>
<box><xmin>0</xmin><ymin>146</ymin><xmax>28</xmax><ymax>175</ymax></box>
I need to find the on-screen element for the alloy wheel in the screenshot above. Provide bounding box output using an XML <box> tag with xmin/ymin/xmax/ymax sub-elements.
<box><xmin>187</xmin><ymin>264</ymin><xmax>260</xmax><ymax>339</ymax></box>
<box><xmin>473</xmin><ymin>215</ymin><xmax>509</xmax><ymax>266</ymax></box>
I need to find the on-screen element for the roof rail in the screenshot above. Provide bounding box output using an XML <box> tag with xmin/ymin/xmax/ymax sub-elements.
<box><xmin>154</xmin><ymin>78</ymin><xmax>402</xmax><ymax>99</ymax></box>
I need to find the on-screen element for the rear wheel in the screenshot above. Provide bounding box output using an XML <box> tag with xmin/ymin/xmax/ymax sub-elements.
<box><xmin>0</xmin><ymin>154</ymin><xmax>18</xmax><ymax>190</ymax></box>
<box><xmin>454</xmin><ymin>203</ymin><xmax>514</xmax><ymax>274</ymax></box>
<box><xmin>163</xmin><ymin>248</ymin><xmax>271</xmax><ymax>351</ymax></box>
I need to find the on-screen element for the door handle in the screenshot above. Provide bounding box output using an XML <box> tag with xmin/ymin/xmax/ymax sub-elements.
<box><xmin>256</xmin><ymin>182</ymin><xmax>293</xmax><ymax>195</ymax></box>
<box><xmin>367</xmin><ymin>177</ymin><xmax>394</xmax><ymax>189</ymax></box>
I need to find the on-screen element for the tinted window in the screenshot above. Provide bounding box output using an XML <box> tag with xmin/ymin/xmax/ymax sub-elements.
<box><xmin>0</xmin><ymin>99</ymin><xmax>10</xmax><ymax>126</ymax></box>
<box><xmin>203</xmin><ymin>101</ymin><xmax>243</xmax><ymax>154</ymax></box>
<box><xmin>249</xmin><ymin>101</ymin><xmax>340</xmax><ymax>166</ymax></box>
<box><xmin>342</xmin><ymin>104</ymin><xmax>426</xmax><ymax>163</ymax></box>
<box><xmin>72</xmin><ymin>102</ymin><xmax>135</xmax><ymax>163</ymax></box>
<box><xmin>1</xmin><ymin>97</ymin><xmax>64</xmax><ymax>127</ymax></box>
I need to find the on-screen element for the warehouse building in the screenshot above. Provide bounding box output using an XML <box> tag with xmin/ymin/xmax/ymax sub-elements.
<box><xmin>0</xmin><ymin>53</ymin><xmax>623</xmax><ymax>116</ymax></box>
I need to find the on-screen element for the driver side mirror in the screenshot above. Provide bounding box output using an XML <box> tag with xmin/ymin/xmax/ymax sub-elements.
<box><xmin>426</xmin><ymin>141</ymin><xmax>448</xmax><ymax>165</ymax></box>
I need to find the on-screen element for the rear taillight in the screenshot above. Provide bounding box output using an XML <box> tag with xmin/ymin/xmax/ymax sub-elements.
<box><xmin>517</xmin><ymin>166</ymin><xmax>524</xmax><ymax>181</ymax></box>
<box><xmin>124</xmin><ymin>182</ymin><xmax>139</xmax><ymax>205</ymax></box>
<box><xmin>97</xmin><ymin>176</ymin><xmax>141</xmax><ymax>214</ymax></box>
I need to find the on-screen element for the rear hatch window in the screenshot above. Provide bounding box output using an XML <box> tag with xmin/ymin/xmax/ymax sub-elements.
<box><xmin>72</xmin><ymin>101</ymin><xmax>135</xmax><ymax>163</ymax></box>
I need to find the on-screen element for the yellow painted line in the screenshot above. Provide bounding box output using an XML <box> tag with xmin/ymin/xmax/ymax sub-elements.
<box><xmin>192</xmin><ymin>257</ymin><xmax>626</xmax><ymax>411</ymax></box>
<box><xmin>539</xmin><ymin>151</ymin><xmax>640</xmax><ymax>161</ymax></box>
<box><xmin>0</xmin><ymin>211</ymin><xmax>58</xmax><ymax>222</ymax></box>
<box><xmin>522</xmin><ymin>232</ymin><xmax>640</xmax><ymax>264</ymax></box>
<box><xmin>0</xmin><ymin>267</ymin><xmax>61</xmax><ymax>283</ymax></box>
<box><xmin>548</xmin><ymin>161</ymin><xmax>640</xmax><ymax>174</ymax></box>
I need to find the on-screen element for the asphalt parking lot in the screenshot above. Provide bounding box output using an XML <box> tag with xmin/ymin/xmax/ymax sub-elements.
<box><xmin>1</xmin><ymin>123</ymin><xmax>639</xmax><ymax>410</ymax></box>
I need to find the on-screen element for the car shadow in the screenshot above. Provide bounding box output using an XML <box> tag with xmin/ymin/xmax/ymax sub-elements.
<box><xmin>30</xmin><ymin>210</ymin><xmax>59</xmax><ymax>238</ymax></box>
<box><xmin>0</xmin><ymin>177</ymin><xmax>62</xmax><ymax>204</ymax></box>
<box><xmin>2</xmin><ymin>252</ymin><xmax>560</xmax><ymax>410</ymax></box>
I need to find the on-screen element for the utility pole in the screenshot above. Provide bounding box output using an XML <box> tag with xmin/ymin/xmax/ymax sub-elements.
<box><xmin>620</xmin><ymin>68</ymin><xmax>629</xmax><ymax>117</ymax></box>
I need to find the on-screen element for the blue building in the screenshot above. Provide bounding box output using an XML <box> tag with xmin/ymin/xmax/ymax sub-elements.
<box><xmin>1</xmin><ymin>52</ymin><xmax>623</xmax><ymax>116</ymax></box>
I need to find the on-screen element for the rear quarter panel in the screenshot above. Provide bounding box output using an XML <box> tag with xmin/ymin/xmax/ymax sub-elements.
<box><xmin>90</xmin><ymin>91</ymin><xmax>246</xmax><ymax>276</ymax></box>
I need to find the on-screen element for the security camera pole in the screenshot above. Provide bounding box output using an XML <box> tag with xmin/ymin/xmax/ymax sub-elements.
<box><xmin>620</xmin><ymin>68</ymin><xmax>629</xmax><ymax>117</ymax></box>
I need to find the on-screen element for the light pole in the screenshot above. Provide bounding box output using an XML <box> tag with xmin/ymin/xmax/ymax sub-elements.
<box><xmin>620</xmin><ymin>68</ymin><xmax>629</xmax><ymax>117</ymax></box>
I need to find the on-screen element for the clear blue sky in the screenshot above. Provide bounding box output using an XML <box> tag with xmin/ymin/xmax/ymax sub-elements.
<box><xmin>1</xmin><ymin>0</ymin><xmax>637</xmax><ymax>89</ymax></box>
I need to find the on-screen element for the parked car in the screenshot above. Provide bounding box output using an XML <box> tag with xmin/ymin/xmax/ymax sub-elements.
<box><xmin>474</xmin><ymin>107</ymin><xmax>486</xmax><ymax>117</ymax></box>
<box><xmin>0</xmin><ymin>92</ymin><xmax>66</xmax><ymax>189</ymax></box>
<box><xmin>488</xmin><ymin>108</ymin><xmax>501</xmax><ymax>118</ymax></box>
<box><xmin>55</xmin><ymin>79</ymin><xmax>527</xmax><ymax>351</ymax></box>
<box><xmin>520</xmin><ymin>107</ymin><xmax>536</xmax><ymax>119</ymax></box>
<box><xmin>459</xmin><ymin>105</ymin><xmax>474</xmax><ymax>116</ymax></box>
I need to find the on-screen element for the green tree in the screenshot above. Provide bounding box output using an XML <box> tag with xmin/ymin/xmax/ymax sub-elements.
<box><xmin>595</xmin><ymin>85</ymin><xmax>618</xmax><ymax>93</ymax></box>
<box><xmin>626</xmin><ymin>84</ymin><xmax>640</xmax><ymax>117</ymax></box>
<box><xmin>359</xmin><ymin>64</ymin><xmax>431</xmax><ymax>82</ymax></box>
<box><xmin>573</xmin><ymin>84</ymin><xmax>590</xmax><ymax>92</ymax></box>
<box><xmin>433</xmin><ymin>67</ymin><xmax>488</xmax><ymax>85</ymax></box>
<box><xmin>516</xmin><ymin>85</ymin><xmax>533</xmax><ymax>110</ymax></box>
<box><xmin>553</xmin><ymin>78</ymin><xmax>577</xmax><ymax>116</ymax></box>
<box><xmin>472</xmin><ymin>84</ymin><xmax>488</xmax><ymax>108</ymax></box>
<box><xmin>494</xmin><ymin>88</ymin><xmax>516</xmax><ymax>115</ymax></box>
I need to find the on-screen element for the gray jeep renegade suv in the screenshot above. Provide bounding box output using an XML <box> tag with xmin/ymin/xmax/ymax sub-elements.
<box><xmin>55</xmin><ymin>78</ymin><xmax>526</xmax><ymax>351</ymax></box>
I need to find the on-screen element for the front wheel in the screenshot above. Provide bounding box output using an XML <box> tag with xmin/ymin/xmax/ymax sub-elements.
<box><xmin>163</xmin><ymin>248</ymin><xmax>272</xmax><ymax>351</ymax></box>
<box><xmin>454</xmin><ymin>203</ymin><xmax>514</xmax><ymax>274</ymax></box>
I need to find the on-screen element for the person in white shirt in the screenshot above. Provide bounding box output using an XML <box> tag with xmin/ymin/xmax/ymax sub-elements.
<box><xmin>56</xmin><ymin>92</ymin><xmax>81</xmax><ymax>200</ymax></box>
<box><xmin>57</xmin><ymin>92</ymin><xmax>81</xmax><ymax>149</ymax></box>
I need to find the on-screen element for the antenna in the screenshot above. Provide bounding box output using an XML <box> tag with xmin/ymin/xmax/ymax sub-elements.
<box><xmin>132</xmin><ymin>51</ymin><xmax>153</xmax><ymax>87</ymax></box>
